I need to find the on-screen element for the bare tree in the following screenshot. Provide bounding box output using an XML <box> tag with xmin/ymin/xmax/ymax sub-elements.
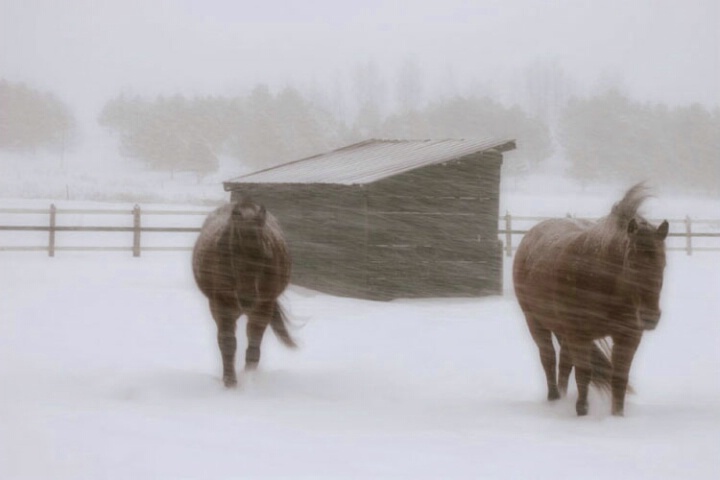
<box><xmin>352</xmin><ymin>61</ymin><xmax>386</xmax><ymax>137</ymax></box>
<box><xmin>523</xmin><ymin>60</ymin><xmax>574</xmax><ymax>124</ymax></box>
<box><xmin>396</xmin><ymin>58</ymin><xmax>424</xmax><ymax>113</ymax></box>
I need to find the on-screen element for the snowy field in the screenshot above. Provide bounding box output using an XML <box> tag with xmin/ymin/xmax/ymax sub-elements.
<box><xmin>1</xmin><ymin>193</ymin><xmax>719</xmax><ymax>479</ymax></box>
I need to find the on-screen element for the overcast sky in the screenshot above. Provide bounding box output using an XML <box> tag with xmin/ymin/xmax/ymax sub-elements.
<box><xmin>1</xmin><ymin>0</ymin><xmax>718</xmax><ymax>120</ymax></box>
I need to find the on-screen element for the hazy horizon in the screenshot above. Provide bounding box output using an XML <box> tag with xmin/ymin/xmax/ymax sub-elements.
<box><xmin>2</xmin><ymin>0</ymin><xmax>718</xmax><ymax>125</ymax></box>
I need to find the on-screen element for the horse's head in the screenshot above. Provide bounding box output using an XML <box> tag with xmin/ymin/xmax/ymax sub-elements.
<box><xmin>624</xmin><ymin>217</ymin><xmax>669</xmax><ymax>330</ymax></box>
<box><xmin>230</xmin><ymin>197</ymin><xmax>267</xmax><ymax>245</ymax></box>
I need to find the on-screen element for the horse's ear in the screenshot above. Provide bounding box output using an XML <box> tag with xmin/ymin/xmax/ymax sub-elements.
<box><xmin>627</xmin><ymin>218</ymin><xmax>638</xmax><ymax>235</ymax></box>
<box><xmin>657</xmin><ymin>220</ymin><xmax>669</xmax><ymax>240</ymax></box>
<box><xmin>257</xmin><ymin>205</ymin><xmax>267</xmax><ymax>226</ymax></box>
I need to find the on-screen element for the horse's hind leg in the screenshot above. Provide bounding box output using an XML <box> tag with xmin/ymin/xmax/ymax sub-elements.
<box><xmin>527</xmin><ymin>318</ymin><xmax>560</xmax><ymax>401</ymax></box>
<box><xmin>245</xmin><ymin>300</ymin><xmax>273</xmax><ymax>370</ymax></box>
<box><xmin>210</xmin><ymin>299</ymin><xmax>241</xmax><ymax>388</ymax></box>
<box><xmin>567</xmin><ymin>340</ymin><xmax>593</xmax><ymax>416</ymax></box>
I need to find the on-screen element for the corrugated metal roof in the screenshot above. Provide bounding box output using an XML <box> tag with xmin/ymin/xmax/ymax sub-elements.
<box><xmin>224</xmin><ymin>138</ymin><xmax>516</xmax><ymax>187</ymax></box>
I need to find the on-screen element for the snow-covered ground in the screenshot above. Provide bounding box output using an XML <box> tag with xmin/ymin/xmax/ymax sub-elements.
<box><xmin>1</xmin><ymin>193</ymin><xmax>719</xmax><ymax>479</ymax></box>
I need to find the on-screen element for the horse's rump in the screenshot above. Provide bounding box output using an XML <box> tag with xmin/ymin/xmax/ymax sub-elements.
<box><xmin>192</xmin><ymin>203</ymin><xmax>291</xmax><ymax>302</ymax></box>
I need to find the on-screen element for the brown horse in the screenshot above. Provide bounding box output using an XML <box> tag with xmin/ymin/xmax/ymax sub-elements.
<box><xmin>192</xmin><ymin>197</ymin><xmax>296</xmax><ymax>387</ymax></box>
<box><xmin>513</xmin><ymin>184</ymin><xmax>669</xmax><ymax>416</ymax></box>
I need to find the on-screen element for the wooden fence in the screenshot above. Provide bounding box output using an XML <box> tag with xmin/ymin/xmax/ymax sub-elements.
<box><xmin>0</xmin><ymin>205</ymin><xmax>208</xmax><ymax>256</ymax></box>
<box><xmin>501</xmin><ymin>213</ymin><xmax>720</xmax><ymax>256</ymax></box>
<box><xmin>1</xmin><ymin>205</ymin><xmax>718</xmax><ymax>256</ymax></box>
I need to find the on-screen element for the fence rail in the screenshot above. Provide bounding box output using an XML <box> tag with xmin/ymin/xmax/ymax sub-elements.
<box><xmin>500</xmin><ymin>212</ymin><xmax>720</xmax><ymax>256</ymax></box>
<box><xmin>1</xmin><ymin>205</ymin><xmax>719</xmax><ymax>256</ymax></box>
<box><xmin>0</xmin><ymin>204</ymin><xmax>208</xmax><ymax>256</ymax></box>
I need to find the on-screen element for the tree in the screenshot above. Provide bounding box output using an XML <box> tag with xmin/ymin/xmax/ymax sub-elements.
<box><xmin>559</xmin><ymin>91</ymin><xmax>719</xmax><ymax>193</ymax></box>
<box><xmin>232</xmin><ymin>85</ymin><xmax>347</xmax><ymax>169</ymax></box>
<box><xmin>0</xmin><ymin>79</ymin><xmax>76</xmax><ymax>153</ymax></box>
<box><xmin>380</xmin><ymin>95</ymin><xmax>552</xmax><ymax>176</ymax></box>
<box><xmin>351</xmin><ymin>61</ymin><xmax>386</xmax><ymax>138</ymax></box>
<box><xmin>395</xmin><ymin>58</ymin><xmax>424</xmax><ymax>113</ymax></box>
<box><xmin>523</xmin><ymin>60</ymin><xmax>574</xmax><ymax>125</ymax></box>
<box><xmin>99</xmin><ymin>93</ymin><xmax>223</xmax><ymax>177</ymax></box>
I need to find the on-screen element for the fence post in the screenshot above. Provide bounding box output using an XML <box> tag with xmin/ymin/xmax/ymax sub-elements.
<box><xmin>133</xmin><ymin>205</ymin><xmax>141</xmax><ymax>257</ymax></box>
<box><xmin>505</xmin><ymin>211</ymin><xmax>512</xmax><ymax>257</ymax></box>
<box><xmin>685</xmin><ymin>216</ymin><xmax>692</xmax><ymax>256</ymax></box>
<box><xmin>48</xmin><ymin>204</ymin><xmax>56</xmax><ymax>257</ymax></box>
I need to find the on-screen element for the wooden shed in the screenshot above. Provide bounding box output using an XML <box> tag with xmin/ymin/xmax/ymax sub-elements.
<box><xmin>223</xmin><ymin>138</ymin><xmax>516</xmax><ymax>300</ymax></box>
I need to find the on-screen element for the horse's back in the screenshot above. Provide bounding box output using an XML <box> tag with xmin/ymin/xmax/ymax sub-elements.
<box><xmin>513</xmin><ymin>218</ymin><xmax>592</xmax><ymax>321</ymax></box>
<box><xmin>514</xmin><ymin>218</ymin><xmax>590</xmax><ymax>282</ymax></box>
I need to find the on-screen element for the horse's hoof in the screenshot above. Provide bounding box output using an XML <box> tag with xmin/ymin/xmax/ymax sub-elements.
<box><xmin>576</xmin><ymin>402</ymin><xmax>588</xmax><ymax>416</ymax></box>
<box><xmin>244</xmin><ymin>362</ymin><xmax>259</xmax><ymax>371</ymax></box>
<box><xmin>548</xmin><ymin>387</ymin><xmax>561</xmax><ymax>401</ymax></box>
<box><xmin>612</xmin><ymin>407</ymin><xmax>625</xmax><ymax>417</ymax></box>
<box><xmin>223</xmin><ymin>376</ymin><xmax>238</xmax><ymax>388</ymax></box>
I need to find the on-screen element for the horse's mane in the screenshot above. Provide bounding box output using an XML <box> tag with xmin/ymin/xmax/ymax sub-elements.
<box><xmin>588</xmin><ymin>183</ymin><xmax>652</xmax><ymax>258</ymax></box>
<box><xmin>609</xmin><ymin>182</ymin><xmax>652</xmax><ymax>227</ymax></box>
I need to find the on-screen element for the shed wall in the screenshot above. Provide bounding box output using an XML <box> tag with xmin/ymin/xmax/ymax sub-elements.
<box><xmin>228</xmin><ymin>149</ymin><xmax>504</xmax><ymax>299</ymax></box>
<box><xmin>229</xmin><ymin>184</ymin><xmax>369</xmax><ymax>297</ymax></box>
<box><xmin>364</xmin><ymin>150</ymin><xmax>503</xmax><ymax>298</ymax></box>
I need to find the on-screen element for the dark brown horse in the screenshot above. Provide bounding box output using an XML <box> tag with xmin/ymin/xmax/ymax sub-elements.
<box><xmin>513</xmin><ymin>184</ymin><xmax>669</xmax><ymax>416</ymax></box>
<box><xmin>192</xmin><ymin>197</ymin><xmax>296</xmax><ymax>387</ymax></box>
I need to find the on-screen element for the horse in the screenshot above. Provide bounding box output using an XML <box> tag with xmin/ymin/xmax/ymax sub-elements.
<box><xmin>513</xmin><ymin>183</ymin><xmax>669</xmax><ymax>416</ymax></box>
<box><xmin>192</xmin><ymin>197</ymin><xmax>296</xmax><ymax>388</ymax></box>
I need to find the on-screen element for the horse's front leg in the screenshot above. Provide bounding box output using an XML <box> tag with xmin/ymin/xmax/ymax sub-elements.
<box><xmin>245</xmin><ymin>300</ymin><xmax>273</xmax><ymax>370</ymax></box>
<box><xmin>210</xmin><ymin>299</ymin><xmax>241</xmax><ymax>388</ymax></box>
<box><xmin>568</xmin><ymin>340</ymin><xmax>593</xmax><ymax>416</ymax></box>
<box><xmin>610</xmin><ymin>332</ymin><xmax>642</xmax><ymax>416</ymax></box>
<box><xmin>557</xmin><ymin>338</ymin><xmax>573</xmax><ymax>396</ymax></box>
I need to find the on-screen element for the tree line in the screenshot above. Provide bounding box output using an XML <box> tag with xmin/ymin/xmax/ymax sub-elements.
<box><xmin>96</xmin><ymin>84</ymin><xmax>551</xmax><ymax>178</ymax></box>
<box><xmin>1</xmin><ymin>77</ymin><xmax>717</xmax><ymax>193</ymax></box>
<box><xmin>560</xmin><ymin>89</ymin><xmax>719</xmax><ymax>193</ymax></box>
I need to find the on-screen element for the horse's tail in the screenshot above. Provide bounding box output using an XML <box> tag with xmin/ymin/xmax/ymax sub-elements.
<box><xmin>589</xmin><ymin>339</ymin><xmax>635</xmax><ymax>395</ymax></box>
<box><xmin>270</xmin><ymin>301</ymin><xmax>297</xmax><ymax>348</ymax></box>
<box><xmin>589</xmin><ymin>339</ymin><xmax>613</xmax><ymax>394</ymax></box>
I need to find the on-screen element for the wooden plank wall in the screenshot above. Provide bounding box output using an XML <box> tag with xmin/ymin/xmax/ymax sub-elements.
<box><xmin>228</xmin><ymin>150</ymin><xmax>504</xmax><ymax>299</ymax></box>
<box><xmin>230</xmin><ymin>184</ymin><xmax>369</xmax><ymax>298</ymax></box>
<box><xmin>364</xmin><ymin>151</ymin><xmax>503</xmax><ymax>298</ymax></box>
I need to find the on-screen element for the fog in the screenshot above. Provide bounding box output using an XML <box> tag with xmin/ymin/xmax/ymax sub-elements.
<box><xmin>3</xmin><ymin>0</ymin><xmax>718</xmax><ymax>119</ymax></box>
<box><xmin>1</xmin><ymin>0</ymin><xmax>719</xmax><ymax>199</ymax></box>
